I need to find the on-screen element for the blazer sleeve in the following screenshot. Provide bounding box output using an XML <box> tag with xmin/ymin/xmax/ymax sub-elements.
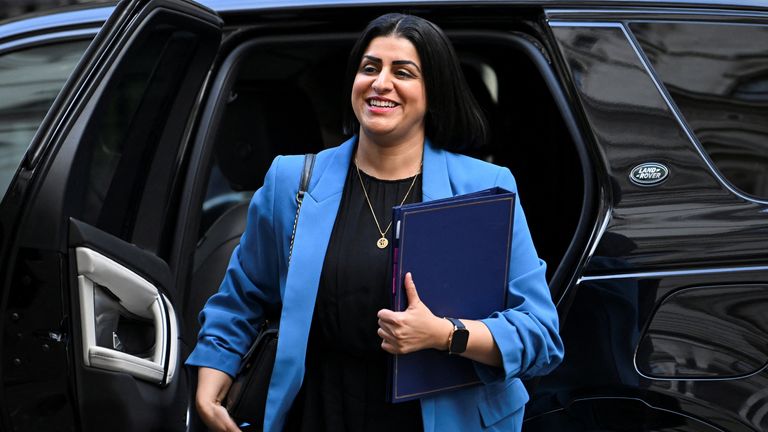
<box><xmin>185</xmin><ymin>156</ymin><xmax>284</xmax><ymax>378</ymax></box>
<box><xmin>474</xmin><ymin>167</ymin><xmax>564</xmax><ymax>383</ymax></box>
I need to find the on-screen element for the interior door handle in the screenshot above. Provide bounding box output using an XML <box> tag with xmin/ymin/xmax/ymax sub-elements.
<box><xmin>76</xmin><ymin>247</ymin><xmax>178</xmax><ymax>385</ymax></box>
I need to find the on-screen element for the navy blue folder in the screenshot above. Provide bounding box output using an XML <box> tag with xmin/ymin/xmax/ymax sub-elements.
<box><xmin>388</xmin><ymin>187</ymin><xmax>515</xmax><ymax>402</ymax></box>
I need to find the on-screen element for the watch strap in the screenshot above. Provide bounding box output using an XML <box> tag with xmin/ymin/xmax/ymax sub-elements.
<box><xmin>446</xmin><ymin>317</ymin><xmax>465</xmax><ymax>330</ymax></box>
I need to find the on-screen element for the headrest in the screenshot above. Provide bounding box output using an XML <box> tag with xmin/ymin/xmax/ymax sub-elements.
<box><xmin>215</xmin><ymin>82</ymin><xmax>323</xmax><ymax>191</ymax></box>
<box><xmin>460</xmin><ymin>63</ymin><xmax>497</xmax><ymax>158</ymax></box>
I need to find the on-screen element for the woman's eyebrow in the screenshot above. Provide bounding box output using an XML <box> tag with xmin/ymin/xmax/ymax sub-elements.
<box><xmin>362</xmin><ymin>55</ymin><xmax>421</xmax><ymax>72</ymax></box>
<box><xmin>393</xmin><ymin>60</ymin><xmax>421</xmax><ymax>72</ymax></box>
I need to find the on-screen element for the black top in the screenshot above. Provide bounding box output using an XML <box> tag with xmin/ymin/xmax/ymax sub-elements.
<box><xmin>284</xmin><ymin>161</ymin><xmax>423</xmax><ymax>432</ymax></box>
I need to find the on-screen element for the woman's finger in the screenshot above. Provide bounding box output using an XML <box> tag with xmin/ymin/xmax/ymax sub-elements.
<box><xmin>377</xmin><ymin>308</ymin><xmax>398</xmax><ymax>322</ymax></box>
<box><xmin>381</xmin><ymin>338</ymin><xmax>396</xmax><ymax>353</ymax></box>
<box><xmin>378</xmin><ymin>319</ymin><xmax>399</xmax><ymax>336</ymax></box>
<box><xmin>378</xmin><ymin>327</ymin><xmax>395</xmax><ymax>340</ymax></box>
<box><xmin>404</xmin><ymin>272</ymin><xmax>421</xmax><ymax>307</ymax></box>
<box><xmin>201</xmin><ymin>402</ymin><xmax>242</xmax><ymax>432</ymax></box>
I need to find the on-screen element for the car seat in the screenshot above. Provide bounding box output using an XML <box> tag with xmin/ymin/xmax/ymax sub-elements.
<box><xmin>186</xmin><ymin>81</ymin><xmax>324</xmax><ymax>340</ymax></box>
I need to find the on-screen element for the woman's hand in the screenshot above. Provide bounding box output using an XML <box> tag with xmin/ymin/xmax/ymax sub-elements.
<box><xmin>196</xmin><ymin>367</ymin><xmax>242</xmax><ymax>432</ymax></box>
<box><xmin>377</xmin><ymin>272</ymin><xmax>452</xmax><ymax>354</ymax></box>
<box><xmin>377</xmin><ymin>272</ymin><xmax>503</xmax><ymax>366</ymax></box>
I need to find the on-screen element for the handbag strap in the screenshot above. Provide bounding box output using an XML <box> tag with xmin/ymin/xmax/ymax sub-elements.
<box><xmin>288</xmin><ymin>153</ymin><xmax>316</xmax><ymax>264</ymax></box>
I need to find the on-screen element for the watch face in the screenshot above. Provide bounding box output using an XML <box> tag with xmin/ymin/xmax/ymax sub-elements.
<box><xmin>451</xmin><ymin>329</ymin><xmax>470</xmax><ymax>353</ymax></box>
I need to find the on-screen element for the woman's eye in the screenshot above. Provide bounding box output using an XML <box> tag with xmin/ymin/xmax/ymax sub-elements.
<box><xmin>361</xmin><ymin>64</ymin><xmax>378</xmax><ymax>74</ymax></box>
<box><xmin>395</xmin><ymin>70</ymin><xmax>414</xmax><ymax>78</ymax></box>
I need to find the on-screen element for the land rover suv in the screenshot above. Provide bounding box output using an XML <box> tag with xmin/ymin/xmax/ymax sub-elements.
<box><xmin>1</xmin><ymin>0</ymin><xmax>767</xmax><ymax>431</ymax></box>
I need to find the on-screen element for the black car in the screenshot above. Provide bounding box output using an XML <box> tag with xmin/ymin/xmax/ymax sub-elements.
<box><xmin>1</xmin><ymin>0</ymin><xmax>767</xmax><ymax>431</ymax></box>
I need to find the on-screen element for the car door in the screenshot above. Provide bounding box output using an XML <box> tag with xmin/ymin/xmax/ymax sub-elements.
<box><xmin>0</xmin><ymin>1</ymin><xmax>221</xmax><ymax>431</ymax></box>
<box><xmin>525</xmin><ymin>6</ymin><xmax>768</xmax><ymax>432</ymax></box>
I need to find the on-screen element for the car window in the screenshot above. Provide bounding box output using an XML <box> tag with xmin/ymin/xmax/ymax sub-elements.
<box><xmin>70</xmin><ymin>24</ymin><xmax>216</xmax><ymax>258</ymax></box>
<box><xmin>0</xmin><ymin>39</ymin><xmax>91</xmax><ymax>198</ymax></box>
<box><xmin>630</xmin><ymin>22</ymin><xmax>768</xmax><ymax>200</ymax></box>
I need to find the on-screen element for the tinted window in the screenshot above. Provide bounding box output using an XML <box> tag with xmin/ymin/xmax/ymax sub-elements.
<box><xmin>69</xmin><ymin>19</ymin><xmax>218</xmax><ymax>258</ymax></box>
<box><xmin>0</xmin><ymin>40</ymin><xmax>90</xmax><ymax>198</ymax></box>
<box><xmin>630</xmin><ymin>22</ymin><xmax>768</xmax><ymax>199</ymax></box>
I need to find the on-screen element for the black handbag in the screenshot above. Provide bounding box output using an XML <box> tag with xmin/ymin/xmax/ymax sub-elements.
<box><xmin>225</xmin><ymin>153</ymin><xmax>316</xmax><ymax>426</ymax></box>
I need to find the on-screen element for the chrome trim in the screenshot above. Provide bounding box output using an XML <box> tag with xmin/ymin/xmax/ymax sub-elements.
<box><xmin>548</xmin><ymin>21</ymin><xmax>625</xmax><ymax>27</ymax></box>
<box><xmin>579</xmin><ymin>265</ymin><xmax>768</xmax><ymax>282</ymax></box>
<box><xmin>585</xmin><ymin>209</ymin><xmax>611</xmax><ymax>261</ymax></box>
<box><xmin>628</xmin><ymin>162</ymin><xmax>669</xmax><ymax>187</ymax></box>
<box><xmin>547</xmin><ymin>8</ymin><xmax>768</xmax><ymax>18</ymax></box>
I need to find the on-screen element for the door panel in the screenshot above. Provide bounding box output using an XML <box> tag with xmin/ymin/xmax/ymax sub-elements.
<box><xmin>75</xmin><ymin>246</ymin><xmax>178</xmax><ymax>384</ymax></box>
<box><xmin>68</xmin><ymin>219</ymin><xmax>187</xmax><ymax>431</ymax></box>
<box><xmin>0</xmin><ymin>0</ymin><xmax>221</xmax><ymax>430</ymax></box>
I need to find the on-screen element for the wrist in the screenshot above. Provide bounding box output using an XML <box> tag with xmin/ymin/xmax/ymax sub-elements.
<box><xmin>433</xmin><ymin>316</ymin><xmax>454</xmax><ymax>351</ymax></box>
<box><xmin>444</xmin><ymin>317</ymin><xmax>470</xmax><ymax>355</ymax></box>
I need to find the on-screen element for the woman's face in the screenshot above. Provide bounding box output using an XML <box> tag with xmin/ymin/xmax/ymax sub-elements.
<box><xmin>351</xmin><ymin>35</ymin><xmax>427</xmax><ymax>144</ymax></box>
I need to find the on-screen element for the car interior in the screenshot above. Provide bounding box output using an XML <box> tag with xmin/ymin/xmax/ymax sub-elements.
<box><xmin>184</xmin><ymin>27</ymin><xmax>588</xmax><ymax>344</ymax></box>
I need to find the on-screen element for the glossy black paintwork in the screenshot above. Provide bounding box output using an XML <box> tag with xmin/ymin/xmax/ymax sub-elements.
<box><xmin>629</xmin><ymin>21</ymin><xmax>768</xmax><ymax>200</ymax></box>
<box><xmin>526</xmin><ymin>397</ymin><xmax>723</xmax><ymax>431</ymax></box>
<box><xmin>637</xmin><ymin>284</ymin><xmax>768</xmax><ymax>379</ymax></box>
<box><xmin>2</xmin><ymin>248</ymin><xmax>75</xmax><ymax>431</ymax></box>
<box><xmin>549</xmin><ymin>23</ymin><xmax>768</xmax><ymax>275</ymax></box>
<box><xmin>530</xmin><ymin>269</ymin><xmax>768</xmax><ymax>431</ymax></box>
<box><xmin>523</xmin><ymin>13</ymin><xmax>768</xmax><ymax>432</ymax></box>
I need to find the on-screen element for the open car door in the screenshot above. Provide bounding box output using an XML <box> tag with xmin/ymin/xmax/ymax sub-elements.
<box><xmin>0</xmin><ymin>0</ymin><xmax>221</xmax><ymax>431</ymax></box>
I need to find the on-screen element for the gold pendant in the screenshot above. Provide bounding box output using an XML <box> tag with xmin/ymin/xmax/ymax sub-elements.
<box><xmin>377</xmin><ymin>237</ymin><xmax>389</xmax><ymax>249</ymax></box>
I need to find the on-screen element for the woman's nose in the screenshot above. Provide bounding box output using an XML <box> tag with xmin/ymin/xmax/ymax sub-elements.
<box><xmin>372</xmin><ymin>71</ymin><xmax>393</xmax><ymax>93</ymax></box>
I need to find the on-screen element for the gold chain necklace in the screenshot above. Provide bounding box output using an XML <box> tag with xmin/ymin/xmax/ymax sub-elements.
<box><xmin>355</xmin><ymin>160</ymin><xmax>421</xmax><ymax>249</ymax></box>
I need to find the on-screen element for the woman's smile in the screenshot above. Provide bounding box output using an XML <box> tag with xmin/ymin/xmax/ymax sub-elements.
<box><xmin>352</xmin><ymin>35</ymin><xmax>427</xmax><ymax>144</ymax></box>
<box><xmin>367</xmin><ymin>96</ymin><xmax>399</xmax><ymax>111</ymax></box>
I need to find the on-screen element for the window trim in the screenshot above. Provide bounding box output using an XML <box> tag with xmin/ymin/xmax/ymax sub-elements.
<box><xmin>0</xmin><ymin>28</ymin><xmax>99</xmax><ymax>55</ymax></box>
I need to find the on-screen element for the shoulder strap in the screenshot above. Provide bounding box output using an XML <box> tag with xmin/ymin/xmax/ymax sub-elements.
<box><xmin>288</xmin><ymin>153</ymin><xmax>316</xmax><ymax>264</ymax></box>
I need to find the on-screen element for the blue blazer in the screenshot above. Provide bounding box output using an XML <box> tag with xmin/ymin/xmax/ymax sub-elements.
<box><xmin>187</xmin><ymin>137</ymin><xmax>564</xmax><ymax>431</ymax></box>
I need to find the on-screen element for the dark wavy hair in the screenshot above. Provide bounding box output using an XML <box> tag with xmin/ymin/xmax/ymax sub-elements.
<box><xmin>342</xmin><ymin>13</ymin><xmax>488</xmax><ymax>151</ymax></box>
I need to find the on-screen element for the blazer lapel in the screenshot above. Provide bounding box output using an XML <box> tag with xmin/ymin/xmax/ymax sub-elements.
<box><xmin>265</xmin><ymin>137</ymin><xmax>355</xmax><ymax>431</ymax></box>
<box><xmin>422</xmin><ymin>138</ymin><xmax>454</xmax><ymax>202</ymax></box>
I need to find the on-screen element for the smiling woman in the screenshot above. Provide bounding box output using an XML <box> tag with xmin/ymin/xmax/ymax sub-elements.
<box><xmin>342</xmin><ymin>15</ymin><xmax>488</xmax><ymax>158</ymax></box>
<box><xmin>187</xmin><ymin>12</ymin><xmax>563</xmax><ymax>432</ymax></box>
<box><xmin>350</xmin><ymin>36</ymin><xmax>427</xmax><ymax>163</ymax></box>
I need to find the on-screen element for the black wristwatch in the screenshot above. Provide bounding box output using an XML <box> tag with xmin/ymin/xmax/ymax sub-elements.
<box><xmin>445</xmin><ymin>317</ymin><xmax>469</xmax><ymax>355</ymax></box>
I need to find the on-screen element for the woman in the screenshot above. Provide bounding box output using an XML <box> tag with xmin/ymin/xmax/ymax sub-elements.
<box><xmin>187</xmin><ymin>13</ymin><xmax>563</xmax><ymax>432</ymax></box>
